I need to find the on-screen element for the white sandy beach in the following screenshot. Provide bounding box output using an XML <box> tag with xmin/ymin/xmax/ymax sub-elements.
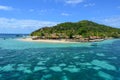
<box><xmin>17</xmin><ymin>38</ymin><xmax>78</xmax><ymax>43</ymax></box>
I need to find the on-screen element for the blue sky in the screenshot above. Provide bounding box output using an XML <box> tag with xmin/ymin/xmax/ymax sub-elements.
<box><xmin>0</xmin><ymin>0</ymin><xmax>120</xmax><ymax>33</ymax></box>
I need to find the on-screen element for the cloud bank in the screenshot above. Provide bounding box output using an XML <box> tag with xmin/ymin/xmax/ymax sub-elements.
<box><xmin>0</xmin><ymin>5</ymin><xmax>13</xmax><ymax>11</ymax></box>
<box><xmin>102</xmin><ymin>17</ymin><xmax>120</xmax><ymax>28</ymax></box>
<box><xmin>61</xmin><ymin>13</ymin><xmax>70</xmax><ymax>16</ymax></box>
<box><xmin>65</xmin><ymin>0</ymin><xmax>84</xmax><ymax>4</ymax></box>
<box><xmin>0</xmin><ymin>18</ymin><xmax>58</xmax><ymax>33</ymax></box>
<box><xmin>93</xmin><ymin>16</ymin><xmax>120</xmax><ymax>28</ymax></box>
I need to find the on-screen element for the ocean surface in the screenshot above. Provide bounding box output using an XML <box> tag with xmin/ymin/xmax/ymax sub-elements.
<box><xmin>0</xmin><ymin>34</ymin><xmax>120</xmax><ymax>80</ymax></box>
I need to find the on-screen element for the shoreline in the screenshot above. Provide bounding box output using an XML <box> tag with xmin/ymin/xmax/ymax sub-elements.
<box><xmin>17</xmin><ymin>38</ymin><xmax>79</xmax><ymax>43</ymax></box>
<box><xmin>17</xmin><ymin>37</ymin><xmax>105</xmax><ymax>43</ymax></box>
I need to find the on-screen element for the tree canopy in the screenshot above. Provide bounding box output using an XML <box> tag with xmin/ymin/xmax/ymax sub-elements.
<box><xmin>31</xmin><ymin>20</ymin><xmax>120</xmax><ymax>39</ymax></box>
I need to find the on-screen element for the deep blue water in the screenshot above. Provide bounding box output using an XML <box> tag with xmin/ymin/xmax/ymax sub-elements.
<box><xmin>0</xmin><ymin>34</ymin><xmax>120</xmax><ymax>80</ymax></box>
<box><xmin>0</xmin><ymin>34</ymin><xmax>28</xmax><ymax>39</ymax></box>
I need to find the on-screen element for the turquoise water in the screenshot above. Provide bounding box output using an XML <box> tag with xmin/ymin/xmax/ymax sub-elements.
<box><xmin>0</xmin><ymin>35</ymin><xmax>120</xmax><ymax>80</ymax></box>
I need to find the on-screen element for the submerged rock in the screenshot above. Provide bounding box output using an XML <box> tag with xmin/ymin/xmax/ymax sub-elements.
<box><xmin>0</xmin><ymin>56</ymin><xmax>3</xmax><ymax>59</ymax></box>
<box><xmin>77</xmin><ymin>62</ymin><xmax>92</xmax><ymax>66</ymax></box>
<box><xmin>1</xmin><ymin>64</ymin><xmax>15</xmax><ymax>72</ymax></box>
<box><xmin>49</xmin><ymin>66</ymin><xmax>62</xmax><ymax>72</ymax></box>
<box><xmin>17</xmin><ymin>65</ymin><xmax>32</xmax><ymax>74</ymax></box>
<box><xmin>59</xmin><ymin>63</ymin><xmax>67</xmax><ymax>67</ymax></box>
<box><xmin>91</xmin><ymin>60</ymin><xmax>116</xmax><ymax>71</ymax></box>
<box><xmin>24</xmin><ymin>69</ymin><xmax>32</xmax><ymax>74</ymax></box>
<box><xmin>96</xmin><ymin>53</ymin><xmax>105</xmax><ymax>56</ymax></box>
<box><xmin>63</xmin><ymin>65</ymin><xmax>80</xmax><ymax>73</ymax></box>
<box><xmin>108</xmin><ymin>57</ymin><xmax>117</xmax><ymax>60</ymax></box>
<box><xmin>68</xmin><ymin>65</ymin><xmax>76</xmax><ymax>68</ymax></box>
<box><xmin>34</xmin><ymin>66</ymin><xmax>47</xmax><ymax>72</ymax></box>
<box><xmin>43</xmin><ymin>74</ymin><xmax>52</xmax><ymax>79</ymax></box>
<box><xmin>37</xmin><ymin>61</ymin><xmax>46</xmax><ymax>65</ymax></box>
<box><xmin>40</xmin><ymin>74</ymin><xmax>52</xmax><ymax>80</ymax></box>
<box><xmin>73</xmin><ymin>56</ymin><xmax>80</xmax><ymax>59</ymax></box>
<box><xmin>93</xmin><ymin>66</ymin><xmax>101</xmax><ymax>70</ymax></box>
<box><xmin>98</xmin><ymin>71</ymin><xmax>113</xmax><ymax>80</ymax></box>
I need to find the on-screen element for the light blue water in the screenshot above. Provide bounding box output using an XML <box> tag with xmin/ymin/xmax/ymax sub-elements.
<box><xmin>0</xmin><ymin>34</ymin><xmax>120</xmax><ymax>80</ymax></box>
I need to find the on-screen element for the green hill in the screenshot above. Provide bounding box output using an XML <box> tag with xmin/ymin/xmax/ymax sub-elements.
<box><xmin>31</xmin><ymin>20</ymin><xmax>120</xmax><ymax>41</ymax></box>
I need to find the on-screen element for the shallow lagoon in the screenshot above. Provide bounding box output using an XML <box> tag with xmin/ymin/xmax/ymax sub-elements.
<box><xmin>0</xmin><ymin>38</ymin><xmax>120</xmax><ymax>80</ymax></box>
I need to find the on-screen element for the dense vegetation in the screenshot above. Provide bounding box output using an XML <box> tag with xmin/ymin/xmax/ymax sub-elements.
<box><xmin>31</xmin><ymin>20</ymin><xmax>120</xmax><ymax>40</ymax></box>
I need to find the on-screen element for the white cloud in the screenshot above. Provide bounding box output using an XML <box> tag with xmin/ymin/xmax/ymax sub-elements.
<box><xmin>0</xmin><ymin>5</ymin><xmax>13</xmax><ymax>11</ymax></box>
<box><xmin>102</xmin><ymin>17</ymin><xmax>120</xmax><ymax>28</ymax></box>
<box><xmin>84</xmin><ymin>3</ymin><xmax>95</xmax><ymax>7</ymax></box>
<box><xmin>93</xmin><ymin>16</ymin><xmax>120</xmax><ymax>28</ymax></box>
<box><xmin>0</xmin><ymin>18</ymin><xmax>58</xmax><ymax>33</ymax></box>
<box><xmin>61</xmin><ymin>13</ymin><xmax>70</xmax><ymax>16</ymax></box>
<box><xmin>64</xmin><ymin>0</ymin><xmax>84</xmax><ymax>4</ymax></box>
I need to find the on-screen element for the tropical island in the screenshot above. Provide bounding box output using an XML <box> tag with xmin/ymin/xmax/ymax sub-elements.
<box><xmin>21</xmin><ymin>20</ymin><xmax>120</xmax><ymax>43</ymax></box>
